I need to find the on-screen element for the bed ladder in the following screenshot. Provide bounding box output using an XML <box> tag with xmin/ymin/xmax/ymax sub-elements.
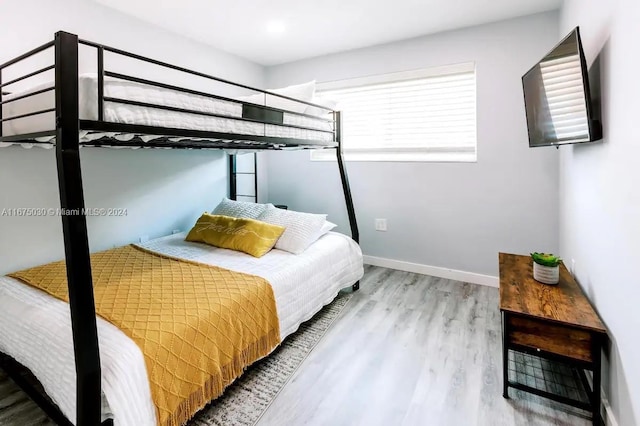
<box><xmin>229</xmin><ymin>153</ymin><xmax>258</xmax><ymax>202</ymax></box>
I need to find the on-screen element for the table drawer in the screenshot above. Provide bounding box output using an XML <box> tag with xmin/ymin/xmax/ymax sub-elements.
<box><xmin>507</xmin><ymin>315</ymin><xmax>593</xmax><ymax>363</ymax></box>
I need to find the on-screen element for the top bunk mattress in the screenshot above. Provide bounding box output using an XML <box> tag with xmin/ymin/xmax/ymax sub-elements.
<box><xmin>0</xmin><ymin>74</ymin><xmax>334</xmax><ymax>147</ymax></box>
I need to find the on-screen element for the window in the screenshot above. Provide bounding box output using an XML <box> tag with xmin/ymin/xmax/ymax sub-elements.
<box><xmin>312</xmin><ymin>62</ymin><xmax>477</xmax><ymax>162</ymax></box>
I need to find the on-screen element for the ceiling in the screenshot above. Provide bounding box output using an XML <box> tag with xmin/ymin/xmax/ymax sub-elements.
<box><xmin>93</xmin><ymin>0</ymin><xmax>562</xmax><ymax>66</ymax></box>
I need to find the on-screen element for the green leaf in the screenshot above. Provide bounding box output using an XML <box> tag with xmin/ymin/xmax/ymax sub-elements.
<box><xmin>530</xmin><ymin>252</ymin><xmax>561</xmax><ymax>267</ymax></box>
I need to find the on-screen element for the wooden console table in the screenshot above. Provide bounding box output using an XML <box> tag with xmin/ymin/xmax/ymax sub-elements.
<box><xmin>499</xmin><ymin>253</ymin><xmax>607</xmax><ymax>426</ymax></box>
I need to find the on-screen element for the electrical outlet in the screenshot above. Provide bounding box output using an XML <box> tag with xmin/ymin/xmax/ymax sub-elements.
<box><xmin>139</xmin><ymin>235</ymin><xmax>149</xmax><ymax>243</ymax></box>
<box><xmin>375</xmin><ymin>218</ymin><xmax>387</xmax><ymax>232</ymax></box>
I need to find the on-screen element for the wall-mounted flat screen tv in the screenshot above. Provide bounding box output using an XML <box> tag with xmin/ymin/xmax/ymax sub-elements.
<box><xmin>522</xmin><ymin>27</ymin><xmax>602</xmax><ymax>147</ymax></box>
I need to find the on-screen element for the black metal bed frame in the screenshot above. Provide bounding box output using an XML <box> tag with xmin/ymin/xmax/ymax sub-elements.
<box><xmin>0</xmin><ymin>31</ymin><xmax>360</xmax><ymax>426</ymax></box>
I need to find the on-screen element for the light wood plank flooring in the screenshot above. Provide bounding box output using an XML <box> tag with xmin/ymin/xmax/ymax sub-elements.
<box><xmin>257</xmin><ymin>265</ymin><xmax>592</xmax><ymax>426</ymax></box>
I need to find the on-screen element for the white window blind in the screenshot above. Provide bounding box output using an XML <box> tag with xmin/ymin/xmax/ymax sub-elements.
<box><xmin>313</xmin><ymin>63</ymin><xmax>477</xmax><ymax>162</ymax></box>
<box><xmin>539</xmin><ymin>54</ymin><xmax>590</xmax><ymax>143</ymax></box>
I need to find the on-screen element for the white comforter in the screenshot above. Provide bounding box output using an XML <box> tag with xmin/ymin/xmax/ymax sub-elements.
<box><xmin>0</xmin><ymin>232</ymin><xmax>363</xmax><ymax>425</ymax></box>
<box><xmin>0</xmin><ymin>74</ymin><xmax>333</xmax><ymax>147</ymax></box>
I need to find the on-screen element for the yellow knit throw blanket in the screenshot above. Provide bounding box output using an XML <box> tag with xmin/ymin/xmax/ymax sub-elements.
<box><xmin>9</xmin><ymin>245</ymin><xmax>281</xmax><ymax>426</ymax></box>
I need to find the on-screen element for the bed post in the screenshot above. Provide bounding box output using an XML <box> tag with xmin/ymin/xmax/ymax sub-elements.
<box><xmin>55</xmin><ymin>31</ymin><xmax>102</xmax><ymax>426</ymax></box>
<box><xmin>229</xmin><ymin>154</ymin><xmax>237</xmax><ymax>200</ymax></box>
<box><xmin>335</xmin><ymin>111</ymin><xmax>360</xmax><ymax>291</ymax></box>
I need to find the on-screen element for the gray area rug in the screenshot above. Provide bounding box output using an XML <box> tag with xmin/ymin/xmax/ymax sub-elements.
<box><xmin>0</xmin><ymin>292</ymin><xmax>352</xmax><ymax>426</ymax></box>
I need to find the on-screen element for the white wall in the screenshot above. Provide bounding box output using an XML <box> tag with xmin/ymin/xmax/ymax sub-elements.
<box><xmin>559</xmin><ymin>1</ymin><xmax>639</xmax><ymax>425</ymax></box>
<box><xmin>264</xmin><ymin>12</ymin><xmax>560</xmax><ymax>278</ymax></box>
<box><xmin>0</xmin><ymin>0</ymin><xmax>265</xmax><ymax>273</ymax></box>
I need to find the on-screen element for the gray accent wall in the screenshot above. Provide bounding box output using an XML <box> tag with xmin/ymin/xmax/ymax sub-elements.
<box><xmin>265</xmin><ymin>12</ymin><xmax>560</xmax><ymax>277</ymax></box>
<box><xmin>560</xmin><ymin>1</ymin><xmax>639</xmax><ymax>425</ymax></box>
<box><xmin>0</xmin><ymin>0</ymin><xmax>265</xmax><ymax>273</ymax></box>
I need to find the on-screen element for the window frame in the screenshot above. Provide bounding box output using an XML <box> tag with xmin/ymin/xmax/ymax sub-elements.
<box><xmin>312</xmin><ymin>62</ymin><xmax>478</xmax><ymax>163</ymax></box>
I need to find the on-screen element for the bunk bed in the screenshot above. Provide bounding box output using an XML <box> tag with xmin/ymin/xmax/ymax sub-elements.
<box><xmin>0</xmin><ymin>31</ymin><xmax>360</xmax><ymax>426</ymax></box>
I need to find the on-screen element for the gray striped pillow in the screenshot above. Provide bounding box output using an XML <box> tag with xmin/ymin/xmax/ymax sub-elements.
<box><xmin>212</xmin><ymin>198</ymin><xmax>268</xmax><ymax>219</ymax></box>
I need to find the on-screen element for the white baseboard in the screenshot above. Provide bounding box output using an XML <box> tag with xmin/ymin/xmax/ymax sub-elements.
<box><xmin>363</xmin><ymin>255</ymin><xmax>499</xmax><ymax>287</ymax></box>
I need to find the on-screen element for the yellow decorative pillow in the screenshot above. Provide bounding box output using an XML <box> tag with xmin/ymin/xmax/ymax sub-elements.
<box><xmin>185</xmin><ymin>213</ymin><xmax>285</xmax><ymax>258</ymax></box>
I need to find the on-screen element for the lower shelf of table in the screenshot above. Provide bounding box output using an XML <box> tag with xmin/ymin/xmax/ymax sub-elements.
<box><xmin>507</xmin><ymin>349</ymin><xmax>592</xmax><ymax>411</ymax></box>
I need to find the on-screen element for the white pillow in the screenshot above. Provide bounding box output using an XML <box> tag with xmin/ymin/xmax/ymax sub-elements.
<box><xmin>258</xmin><ymin>205</ymin><xmax>327</xmax><ymax>254</ymax></box>
<box><xmin>212</xmin><ymin>197</ymin><xmax>268</xmax><ymax>219</ymax></box>
<box><xmin>238</xmin><ymin>81</ymin><xmax>316</xmax><ymax>114</ymax></box>
<box><xmin>316</xmin><ymin>220</ymin><xmax>337</xmax><ymax>239</ymax></box>
<box><xmin>304</xmin><ymin>95</ymin><xmax>339</xmax><ymax>117</ymax></box>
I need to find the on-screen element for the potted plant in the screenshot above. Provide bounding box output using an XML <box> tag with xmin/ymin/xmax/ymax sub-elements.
<box><xmin>531</xmin><ymin>252</ymin><xmax>562</xmax><ymax>285</ymax></box>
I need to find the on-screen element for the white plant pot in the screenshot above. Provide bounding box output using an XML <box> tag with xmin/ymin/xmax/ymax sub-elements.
<box><xmin>533</xmin><ymin>262</ymin><xmax>560</xmax><ymax>285</ymax></box>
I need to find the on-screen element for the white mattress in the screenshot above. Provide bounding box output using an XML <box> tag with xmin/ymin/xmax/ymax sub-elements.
<box><xmin>0</xmin><ymin>74</ymin><xmax>333</xmax><ymax>148</ymax></box>
<box><xmin>0</xmin><ymin>232</ymin><xmax>363</xmax><ymax>425</ymax></box>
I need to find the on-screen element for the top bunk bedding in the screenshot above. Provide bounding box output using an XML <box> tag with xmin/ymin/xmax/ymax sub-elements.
<box><xmin>0</xmin><ymin>33</ymin><xmax>339</xmax><ymax>150</ymax></box>
<box><xmin>0</xmin><ymin>74</ymin><xmax>335</xmax><ymax>149</ymax></box>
